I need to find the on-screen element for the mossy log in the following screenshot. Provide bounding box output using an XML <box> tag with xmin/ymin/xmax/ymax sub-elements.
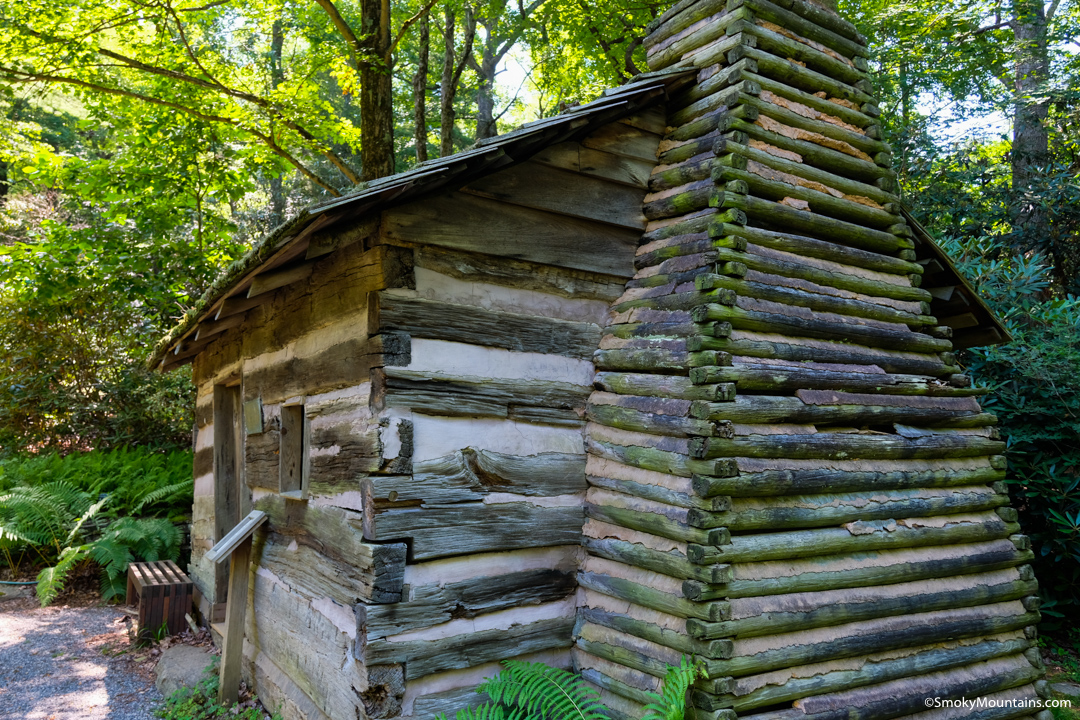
<box><xmin>588</xmin><ymin>434</ymin><xmax>738</xmax><ymax>479</ymax></box>
<box><xmin>757</xmin><ymin>0</ymin><xmax>867</xmax><ymax>45</ymax></box>
<box><xmin>645</xmin><ymin>179</ymin><xmax>716</xmax><ymax>220</ymax></box>
<box><xmin>649</xmin><ymin>6</ymin><xmax>751</xmax><ymax>70</ymax></box>
<box><xmin>586</xmin><ymin>501</ymin><xmax>728</xmax><ymax>547</ymax></box>
<box><xmin>708</xmin><ymin>222</ymin><xmax>920</xmax><ymax>275</ymax></box>
<box><xmin>691</xmin><ymin>301</ymin><xmax>950</xmax><ymax>353</ymax></box>
<box><xmin>685</xmin><ymin>544</ymin><xmax>1035</xmax><ymax>600</ymax></box>
<box><xmin>586</xmin><ymin>402</ymin><xmax>724</xmax><ymax>438</ymax></box>
<box><xmin>688</xmin><ymin>363</ymin><xmax>989</xmax><ymax>397</ymax></box>
<box><xmin>730</xmin><ymin>0</ymin><xmax>868</xmax><ymax>60</ymax></box>
<box><xmin>689</xmin><ymin>432</ymin><xmax>1005</xmax><ymax>460</ymax></box>
<box><xmin>722</xmin><ymin>636</ymin><xmax>1030</xmax><ymax>711</ymax></box>
<box><xmin>688</xmin><ymin>394</ymin><xmax>989</xmax><ymax>428</ymax></box>
<box><xmin>580</xmin><ymin>607</ymin><xmax>726</xmax><ymax>657</ymax></box>
<box><xmin>711</xmin><ymin>189</ymin><xmax>910</xmax><ymax>255</ymax></box>
<box><xmin>727</xmin><ymin>44</ymin><xmax>873</xmax><ymax>105</ymax></box>
<box><xmin>584</xmin><ymin>536</ymin><xmax>730</xmax><ymax>584</ymax></box>
<box><xmin>688</xmin><ymin>515</ymin><xmax>1018</xmax><ymax>565</ymax></box>
<box><xmin>689</xmin><ymin>336</ymin><xmax>954</xmax><ymax>376</ymax></box>
<box><xmin>687</xmin><ymin>488</ymin><xmax>1009</xmax><ymax>531</ymax></box>
<box><xmin>735</xmin><ymin>20</ymin><xmax>867</xmax><ymax>87</ymax></box>
<box><xmin>693</xmin><ymin>463</ymin><xmax>1005</xmax><ymax>498</ymax></box>
<box><xmin>669</xmin><ymin>73</ymin><xmax>760</xmax><ymax>127</ymax></box>
<box><xmin>668</xmin><ymin>104</ymin><xmax>760</xmax><ymax>145</ymax></box>
<box><xmin>693</xmin><ymin>275</ymin><xmax>933</xmax><ymax>328</ymax></box>
<box><xmin>578</xmin><ymin>570</ymin><xmax>729</xmax><ymax>622</ymax></box>
<box><xmin>635</xmin><ymin>234</ymin><xmax>747</xmax><ymax>271</ymax></box>
<box><xmin>588</xmin><ymin>472</ymin><xmax>732</xmax><ymax>512</ymax></box>
<box><xmin>644</xmin><ymin>0</ymin><xmax>728</xmax><ymax>50</ymax></box>
<box><xmin>607</xmin><ymin>320</ymin><xmax>732</xmax><ymax>340</ymax></box>
<box><xmin>594</xmin><ymin>347</ymin><xmax>730</xmax><ymax>372</ymax></box>
<box><xmin>595</xmin><ymin>372</ymin><xmax>737</xmax><ymax>402</ymax></box>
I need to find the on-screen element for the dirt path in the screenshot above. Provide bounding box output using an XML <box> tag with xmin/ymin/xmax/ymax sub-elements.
<box><xmin>0</xmin><ymin>601</ymin><xmax>163</xmax><ymax>720</ymax></box>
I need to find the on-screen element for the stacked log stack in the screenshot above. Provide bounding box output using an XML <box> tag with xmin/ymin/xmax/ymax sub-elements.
<box><xmin>574</xmin><ymin>1</ymin><xmax>1049</xmax><ymax>718</ymax></box>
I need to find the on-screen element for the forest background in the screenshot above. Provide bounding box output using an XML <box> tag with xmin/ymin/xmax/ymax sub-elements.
<box><xmin>1</xmin><ymin>0</ymin><xmax>1079</xmax><ymax>631</ymax></box>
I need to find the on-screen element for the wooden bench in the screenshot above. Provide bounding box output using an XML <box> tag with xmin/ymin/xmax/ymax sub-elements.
<box><xmin>126</xmin><ymin>560</ymin><xmax>193</xmax><ymax>639</ymax></box>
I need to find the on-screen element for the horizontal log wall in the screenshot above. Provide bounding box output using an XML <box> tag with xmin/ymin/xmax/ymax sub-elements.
<box><xmin>577</xmin><ymin>3</ymin><xmax>1043</xmax><ymax>719</ymax></box>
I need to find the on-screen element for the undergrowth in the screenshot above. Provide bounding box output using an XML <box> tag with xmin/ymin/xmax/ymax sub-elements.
<box><xmin>155</xmin><ymin>664</ymin><xmax>282</xmax><ymax>720</ymax></box>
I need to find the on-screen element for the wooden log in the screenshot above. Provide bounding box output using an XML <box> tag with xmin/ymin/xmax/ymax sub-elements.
<box><xmin>709</xmin><ymin>222</ymin><xmax>920</xmax><ymax>276</ymax></box>
<box><xmin>649</xmin><ymin>7</ymin><xmax>753</xmax><ymax>70</ymax></box>
<box><xmin>688</xmin><ymin>572</ymin><xmax>1037</xmax><ymax>640</ymax></box>
<box><xmin>650</xmin><ymin>155</ymin><xmax>714</xmax><ymax>193</ymax></box>
<box><xmin>635</xmin><ymin>235</ymin><xmax>745</xmax><ymax>272</ymax></box>
<box><xmin>246</xmin><ymin>260</ymin><xmax>316</xmax><ymax>298</ymax></box>
<box><xmin>365</xmin><ymin>615</ymin><xmax>575</xmax><ymax>680</ymax></box>
<box><xmin>586</xmin><ymin>501</ymin><xmax>726</xmax><ymax>547</ymax></box>
<box><xmin>375</xmin><ymin>294</ymin><xmax>601</xmax><ymax>361</ymax></box>
<box><xmin>736</xmin><ymin>20</ymin><xmax>867</xmax><ymax>87</ymax></box>
<box><xmin>644</xmin><ymin>179</ymin><xmax>716</xmax><ymax>220</ymax></box>
<box><xmin>669</xmin><ymin>73</ymin><xmax>761</xmax><ymax>127</ymax></box>
<box><xmin>690</xmin><ymin>336</ymin><xmax>953</xmax><ymax>376</ymax></box>
<box><xmin>687</xmin><ymin>543</ymin><xmax>1035</xmax><ymax>600</ymax></box>
<box><xmin>762</xmin><ymin>0</ymin><xmax>866</xmax><ymax>45</ymax></box>
<box><xmin>363</xmin><ymin>568</ymin><xmax>577</xmax><ymax>639</ymax></box>
<box><xmin>584</xmin><ymin>536</ymin><xmax>730</xmax><ymax>584</ymax></box>
<box><xmin>690</xmin><ymin>431</ymin><xmax>1005</xmax><ymax>460</ymax></box>
<box><xmin>725</xmin><ymin>108</ymin><xmax>888</xmax><ymax>183</ymax></box>
<box><xmin>645</xmin><ymin>0</ymin><xmax>729</xmax><ymax>53</ymax></box>
<box><xmin>711</xmin><ymin>190</ymin><xmax>910</xmax><ymax>256</ymax></box>
<box><xmin>688</xmin><ymin>487</ymin><xmax>1008</xmax><ymax>531</ymax></box>
<box><xmin>689</xmin><ymin>394</ymin><xmax>989</xmax><ymax>428</ymax></box>
<box><xmin>586</xmin><ymin>402</ymin><xmax>722</xmax><ymax>438</ymax></box>
<box><xmin>218</xmin><ymin>535</ymin><xmax>250</xmax><ymax>706</ymax></box>
<box><xmin>607</xmin><ymin>320</ymin><xmax>732</xmax><ymax>340</ymax></box>
<box><xmin>367</xmin><ymin>449</ymin><xmax>586</xmax><ymax>506</ymax></box>
<box><xmin>580</xmin><ymin>606</ymin><xmax>731</xmax><ymax>657</ymax></box>
<box><xmin>688</xmin><ymin>514</ymin><xmax>1016</xmax><ymax>564</ymax></box>
<box><xmin>723</xmin><ymin>636</ymin><xmax>1030</xmax><ymax>711</ymax></box>
<box><xmin>595</xmin><ymin>372</ymin><xmax>736</xmax><ymax>402</ymax></box>
<box><xmin>363</xmin><ymin>496</ymin><xmax>584</xmax><ymax>559</ymax></box>
<box><xmin>530</xmin><ymin>141</ymin><xmax>655</xmax><ymax>189</ymax></box>
<box><xmin>594</xmin><ymin>347</ymin><xmax>730</xmax><ymax>372</ymax></box>
<box><xmin>730</xmin><ymin>0</ymin><xmax>867</xmax><ymax>60</ymax></box>
<box><xmin>694</xmin><ymin>464</ymin><xmax>1005</xmax><ymax>498</ymax></box>
<box><xmin>691</xmin><ymin>302</ymin><xmax>949</xmax><ymax>353</ymax></box>
<box><xmin>694</xmin><ymin>275</ymin><xmax>933</xmax><ymax>328</ymax></box>
<box><xmin>668</xmin><ymin>105</ymin><xmax>759</xmax><ymax>145</ymax></box>
<box><xmin>578</xmin><ymin>570</ymin><xmax>728</xmax><ymax>622</ymax></box>
<box><xmin>587</xmin><ymin>434</ymin><xmax>738</xmax><ymax>479</ymax></box>
<box><xmin>733</xmin><ymin>653</ymin><xmax>1041</xmax><ymax>719</ymax></box>
<box><xmin>727</xmin><ymin>44</ymin><xmax>873</xmax><ymax>105</ymax></box>
<box><xmin>689</xmin><ymin>363</ymin><xmax>988</xmax><ymax>396</ymax></box>
<box><xmin>701</xmin><ymin>605</ymin><xmax>1040</xmax><ymax>679</ymax></box>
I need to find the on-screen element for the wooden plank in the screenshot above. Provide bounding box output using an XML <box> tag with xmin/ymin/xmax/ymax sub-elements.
<box><xmin>460</xmin><ymin>160</ymin><xmax>647</xmax><ymax>230</ymax></box>
<box><xmin>205</xmin><ymin>510</ymin><xmax>267</xmax><ymax>565</ymax></box>
<box><xmin>794</xmin><ymin>389</ymin><xmax>982</xmax><ymax>411</ymax></box>
<box><xmin>381</xmin><ymin>192</ymin><xmax>640</xmax><ymax>277</ymax></box>
<box><xmin>214</xmin><ymin>292</ymin><xmax>273</xmax><ymax>321</ymax></box>
<box><xmin>582</xmin><ymin>121</ymin><xmax>662</xmax><ymax>162</ymax></box>
<box><xmin>306</xmin><ymin>214</ymin><xmax>381</xmax><ymax>259</ymax></box>
<box><xmin>193</xmin><ymin>312</ymin><xmax>246</xmax><ymax>342</ymax></box>
<box><xmin>375</xmin><ymin>294</ymin><xmax>602</xmax><ymax>361</ymax></box>
<box><xmin>218</xmin><ymin>536</ymin><xmax>250</xmax><ymax>705</ymax></box>
<box><xmin>530</xmin><ymin>142</ymin><xmax>654</xmax><ymax>189</ymax></box>
<box><xmin>246</xmin><ymin>260</ymin><xmax>316</xmax><ymax>298</ymax></box>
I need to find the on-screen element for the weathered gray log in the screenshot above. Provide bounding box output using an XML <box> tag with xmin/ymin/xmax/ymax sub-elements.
<box><xmin>690</xmin><ymin>432</ymin><xmax>1005</xmax><ymax>460</ymax></box>
<box><xmin>595</xmin><ymin>372</ymin><xmax>736</xmax><ymax>402</ymax></box>
<box><xmin>687</xmin><ymin>575</ymin><xmax>1038</xmax><ymax>639</ymax></box>
<box><xmin>584</xmin><ymin>535</ymin><xmax>731</xmax><ymax>583</ymax></box>
<box><xmin>362</xmin><ymin>501</ymin><xmax>584</xmax><ymax>560</ymax></box>
<box><xmin>689</xmin><ymin>363</ymin><xmax>988</xmax><ymax>396</ymax></box>
<box><xmin>366</xmin><ymin>449</ymin><xmax>586</xmax><ymax>506</ymax></box>
<box><xmin>693</xmin><ymin>464</ymin><xmax>1005</xmax><ymax>498</ymax></box>
<box><xmin>686</xmin><ymin>545</ymin><xmax>1035</xmax><ymax>600</ymax></box>
<box><xmin>363</xmin><ymin>568</ymin><xmax>577</xmax><ymax>639</ymax></box>
<box><xmin>586</xmin><ymin>502</ymin><xmax>727</xmax><ymax>546</ymax></box>
<box><xmin>687</xmin><ymin>515</ymin><xmax>1017</xmax><ymax>564</ymax></box>
<box><xmin>709</xmin><ymin>221</ymin><xmax>920</xmax><ymax>275</ymax></box>
<box><xmin>376</xmin><ymin>294</ymin><xmax>602</xmax><ymax>361</ymax></box>
<box><xmin>365</xmin><ymin>616</ymin><xmax>574</xmax><ymax>679</ymax></box>
<box><xmin>722</xmin><ymin>636</ymin><xmax>1031</xmax><ymax>711</ymax></box>
<box><xmin>712</xmin><ymin>189</ymin><xmax>910</xmax><ymax>255</ymax></box>
<box><xmin>688</xmin><ymin>489</ymin><xmax>1009</xmax><ymax>531</ymax></box>
<box><xmin>578</xmin><ymin>570</ymin><xmax>729</xmax><ymax>621</ymax></box>
<box><xmin>588</xmin><ymin>434</ymin><xmax>738</xmax><ymax>479</ymax></box>
<box><xmin>580</xmin><ymin>606</ymin><xmax>730</xmax><ymax>657</ymax></box>
<box><xmin>608</xmin><ymin>320</ymin><xmax>731</xmax><ymax>340</ymax></box>
<box><xmin>691</xmin><ymin>302</ymin><xmax>949</xmax><ymax>353</ymax></box>
<box><xmin>588</xmin><ymin>471</ymin><xmax>731</xmax><ymax>511</ymax></box>
<box><xmin>586</xmin><ymin>402</ymin><xmax>722</xmax><ymax>438</ymax></box>
<box><xmin>689</xmin><ymin>394</ymin><xmax>991</xmax><ymax>428</ymax></box>
<box><xmin>700</xmin><ymin>607</ymin><xmax>1041</xmax><ymax>678</ymax></box>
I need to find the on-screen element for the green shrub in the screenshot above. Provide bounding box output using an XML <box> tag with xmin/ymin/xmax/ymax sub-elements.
<box><xmin>155</xmin><ymin>662</ymin><xmax>282</xmax><ymax>720</ymax></box>
<box><xmin>437</xmin><ymin>658</ymin><xmax>703</xmax><ymax>720</ymax></box>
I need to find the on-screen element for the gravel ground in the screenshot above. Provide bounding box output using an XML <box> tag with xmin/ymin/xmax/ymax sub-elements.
<box><xmin>0</xmin><ymin>601</ymin><xmax>163</xmax><ymax>720</ymax></box>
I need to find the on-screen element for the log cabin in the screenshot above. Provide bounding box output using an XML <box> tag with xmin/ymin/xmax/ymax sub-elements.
<box><xmin>151</xmin><ymin>0</ymin><xmax>1050</xmax><ymax>718</ymax></box>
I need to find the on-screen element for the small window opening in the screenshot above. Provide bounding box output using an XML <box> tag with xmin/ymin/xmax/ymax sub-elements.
<box><xmin>279</xmin><ymin>402</ymin><xmax>308</xmax><ymax>499</ymax></box>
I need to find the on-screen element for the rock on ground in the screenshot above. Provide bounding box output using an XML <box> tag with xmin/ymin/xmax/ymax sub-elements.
<box><xmin>155</xmin><ymin>644</ymin><xmax>216</xmax><ymax>697</ymax></box>
<box><xmin>0</xmin><ymin>605</ymin><xmax>162</xmax><ymax>720</ymax></box>
<box><xmin>1051</xmin><ymin>681</ymin><xmax>1080</xmax><ymax>699</ymax></box>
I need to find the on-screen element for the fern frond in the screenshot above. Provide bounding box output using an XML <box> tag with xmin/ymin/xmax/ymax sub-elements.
<box><xmin>480</xmin><ymin>661</ymin><xmax>607</xmax><ymax>720</ymax></box>
<box><xmin>65</xmin><ymin>497</ymin><xmax>109</xmax><ymax>546</ymax></box>
<box><xmin>37</xmin><ymin>545</ymin><xmax>91</xmax><ymax>606</ymax></box>
<box><xmin>642</xmin><ymin>657</ymin><xmax>704</xmax><ymax>720</ymax></box>
<box><xmin>132</xmin><ymin>478</ymin><xmax>193</xmax><ymax>515</ymax></box>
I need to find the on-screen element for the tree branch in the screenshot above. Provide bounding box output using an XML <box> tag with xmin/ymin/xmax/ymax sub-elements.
<box><xmin>311</xmin><ymin>0</ymin><xmax>364</xmax><ymax>62</ymax></box>
<box><xmin>390</xmin><ymin>0</ymin><xmax>440</xmax><ymax>56</ymax></box>
<box><xmin>1045</xmin><ymin>0</ymin><xmax>1062</xmax><ymax>22</ymax></box>
<box><xmin>0</xmin><ymin>65</ymin><xmax>341</xmax><ymax>196</ymax></box>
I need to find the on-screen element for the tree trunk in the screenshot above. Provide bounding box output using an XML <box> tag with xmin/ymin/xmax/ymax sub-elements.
<box><xmin>475</xmin><ymin>50</ymin><xmax>498</xmax><ymax>141</ymax></box>
<box><xmin>414</xmin><ymin>11</ymin><xmax>430</xmax><ymax>163</ymax></box>
<box><xmin>439</xmin><ymin>5</ymin><xmax>475</xmax><ymax>156</ymax></box>
<box><xmin>1010</xmin><ymin>0</ymin><xmax>1050</xmax><ymax>245</ymax></box>
<box><xmin>269</xmin><ymin>20</ymin><xmax>287</xmax><ymax>224</ymax></box>
<box><xmin>360</xmin><ymin>0</ymin><xmax>395</xmax><ymax>181</ymax></box>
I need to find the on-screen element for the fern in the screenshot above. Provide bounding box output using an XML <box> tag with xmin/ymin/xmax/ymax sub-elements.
<box><xmin>133</xmin><ymin>478</ymin><xmax>194</xmax><ymax>516</ymax></box>
<box><xmin>643</xmin><ymin>657</ymin><xmax>704</xmax><ymax>720</ymax></box>
<box><xmin>36</xmin><ymin>545</ymin><xmax>91</xmax><ymax>606</ymax></box>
